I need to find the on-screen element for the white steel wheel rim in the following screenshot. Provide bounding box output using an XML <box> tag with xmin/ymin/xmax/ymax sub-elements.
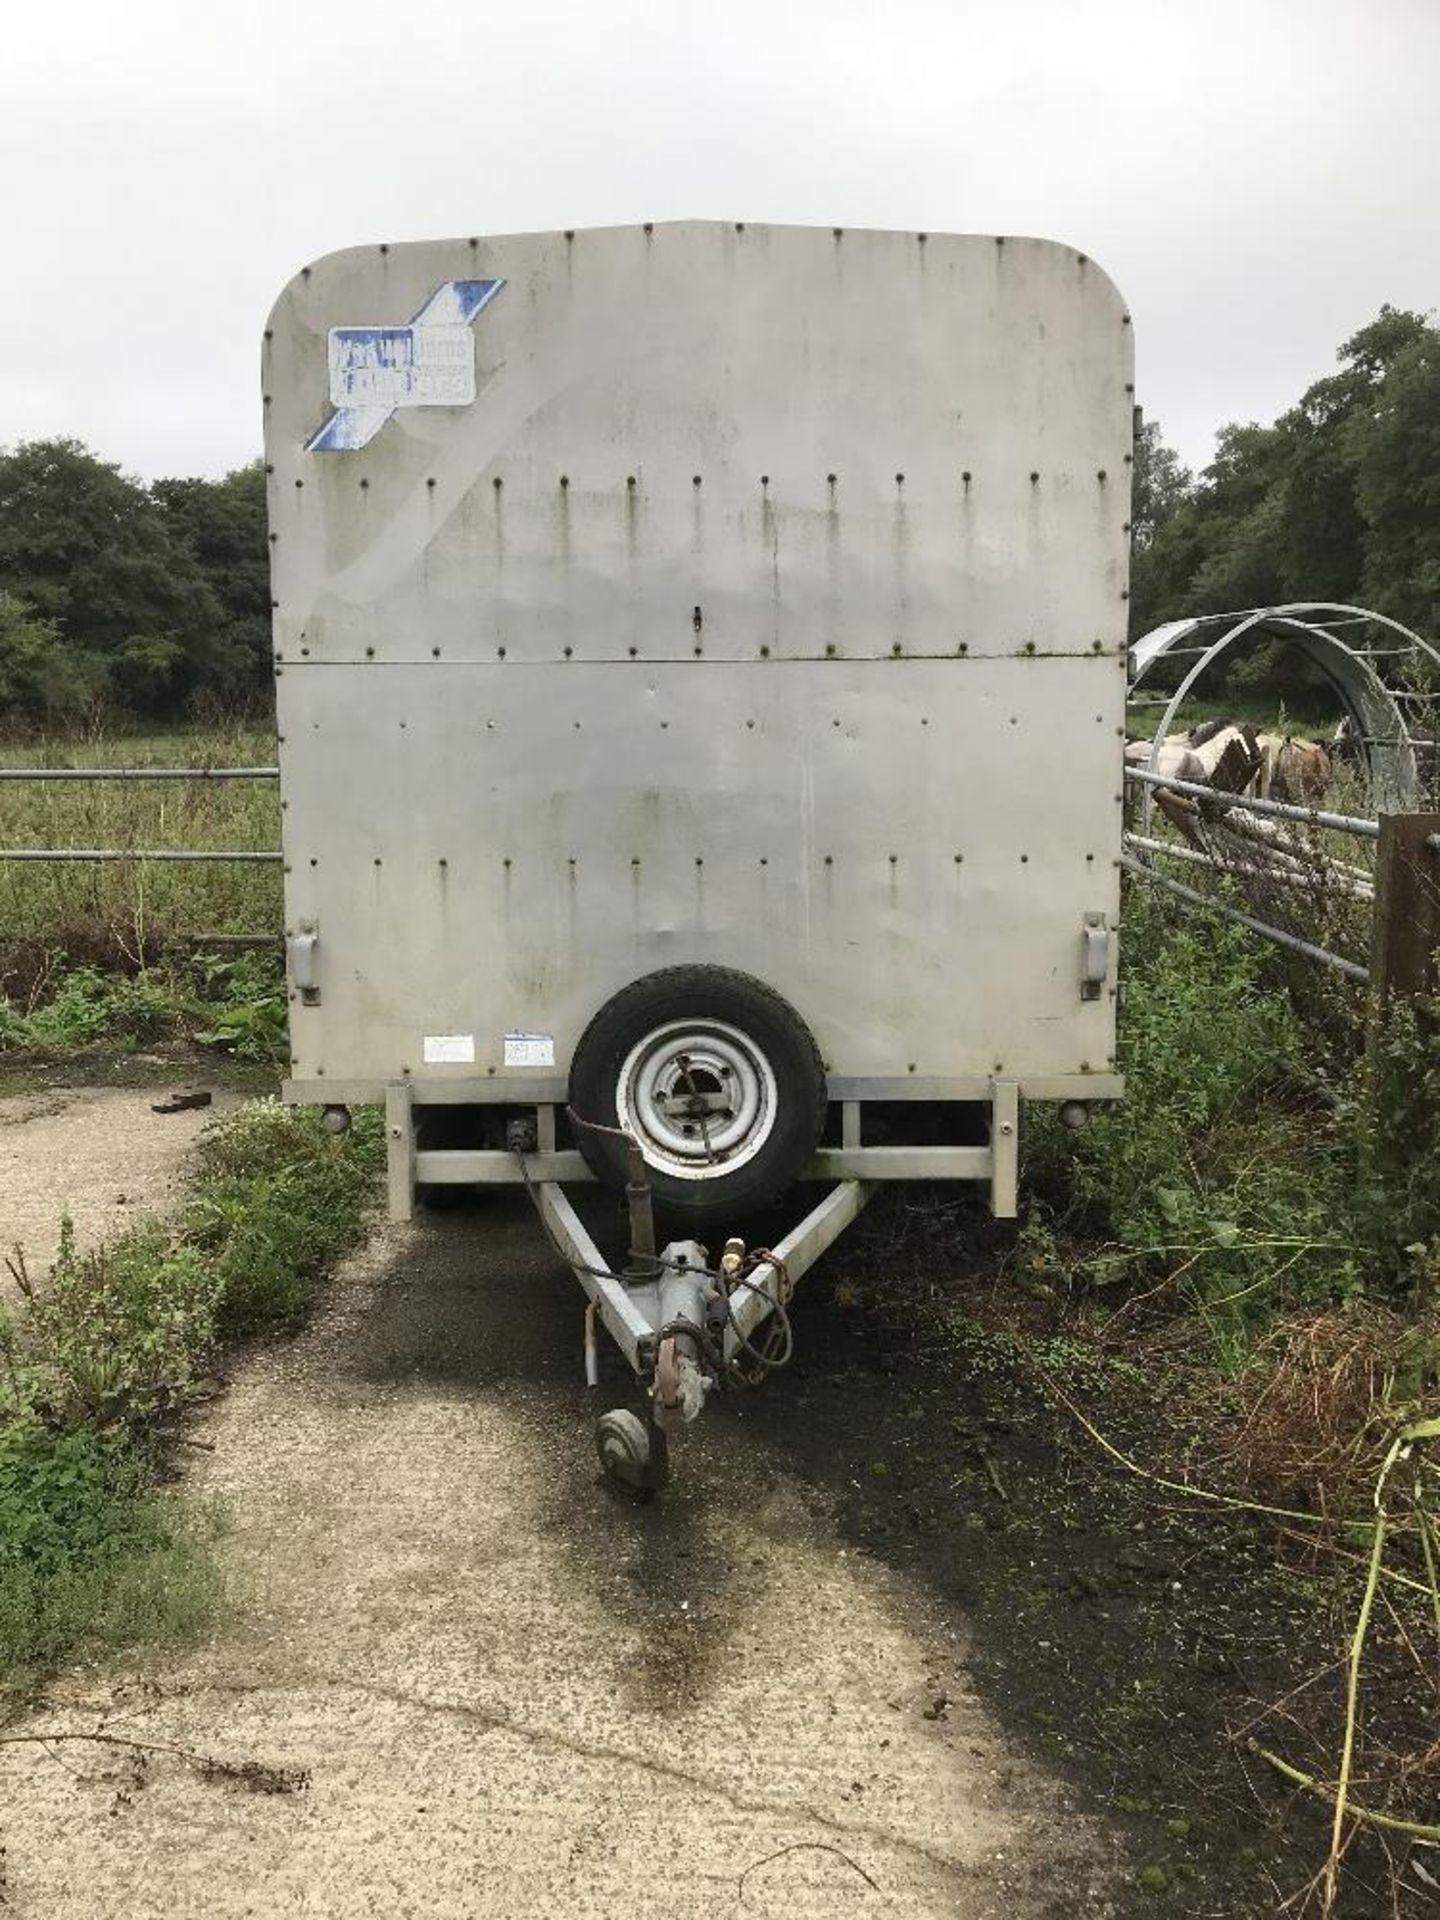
<box><xmin>615</xmin><ymin>1018</ymin><xmax>779</xmax><ymax>1181</ymax></box>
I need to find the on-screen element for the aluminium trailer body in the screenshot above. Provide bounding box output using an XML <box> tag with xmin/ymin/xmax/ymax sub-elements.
<box><xmin>265</xmin><ymin>221</ymin><xmax>1130</xmax><ymax>1488</ymax></box>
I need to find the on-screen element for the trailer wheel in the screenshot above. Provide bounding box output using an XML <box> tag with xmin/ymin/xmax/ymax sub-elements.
<box><xmin>595</xmin><ymin>1408</ymin><xmax>667</xmax><ymax>1498</ymax></box>
<box><xmin>569</xmin><ymin>966</ymin><xmax>827</xmax><ymax>1224</ymax></box>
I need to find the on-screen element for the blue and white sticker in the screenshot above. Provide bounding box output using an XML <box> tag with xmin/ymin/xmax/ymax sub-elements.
<box><xmin>307</xmin><ymin>278</ymin><xmax>505</xmax><ymax>454</ymax></box>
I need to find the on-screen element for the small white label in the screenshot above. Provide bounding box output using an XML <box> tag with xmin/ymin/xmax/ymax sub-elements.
<box><xmin>423</xmin><ymin>1033</ymin><xmax>475</xmax><ymax>1065</ymax></box>
<box><xmin>504</xmin><ymin>1030</ymin><xmax>556</xmax><ymax>1067</ymax></box>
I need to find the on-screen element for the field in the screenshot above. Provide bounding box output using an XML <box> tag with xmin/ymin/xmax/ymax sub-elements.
<box><xmin>0</xmin><ymin>724</ymin><xmax>281</xmax><ymax>991</ymax></box>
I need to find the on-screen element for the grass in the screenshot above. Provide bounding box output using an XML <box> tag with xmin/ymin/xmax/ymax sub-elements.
<box><xmin>0</xmin><ymin>1102</ymin><xmax>382</xmax><ymax>1689</ymax></box>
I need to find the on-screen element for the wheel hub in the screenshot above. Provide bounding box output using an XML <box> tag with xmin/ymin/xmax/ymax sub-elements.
<box><xmin>615</xmin><ymin>1018</ymin><xmax>778</xmax><ymax>1179</ymax></box>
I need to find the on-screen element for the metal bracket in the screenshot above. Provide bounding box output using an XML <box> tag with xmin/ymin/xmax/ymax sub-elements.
<box><xmin>1081</xmin><ymin>912</ymin><xmax>1109</xmax><ymax>1001</ymax></box>
<box><xmin>989</xmin><ymin>1078</ymin><xmax>1018</xmax><ymax>1219</ymax></box>
<box><xmin>288</xmin><ymin>924</ymin><xmax>320</xmax><ymax>1005</ymax></box>
<box><xmin>385</xmin><ymin>1081</ymin><xmax>415</xmax><ymax>1223</ymax></box>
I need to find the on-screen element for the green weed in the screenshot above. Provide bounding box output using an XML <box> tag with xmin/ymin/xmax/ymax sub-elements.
<box><xmin>0</xmin><ymin>947</ymin><xmax>289</xmax><ymax>1065</ymax></box>
<box><xmin>187</xmin><ymin>1102</ymin><xmax>383</xmax><ymax>1336</ymax></box>
<box><xmin>0</xmin><ymin>1099</ymin><xmax>381</xmax><ymax>1688</ymax></box>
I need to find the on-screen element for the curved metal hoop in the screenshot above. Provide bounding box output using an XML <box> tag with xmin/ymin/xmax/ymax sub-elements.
<box><xmin>1129</xmin><ymin>602</ymin><xmax>1440</xmax><ymax>828</ymax></box>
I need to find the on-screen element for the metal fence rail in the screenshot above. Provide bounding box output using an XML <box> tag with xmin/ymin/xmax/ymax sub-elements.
<box><xmin>0</xmin><ymin>848</ymin><xmax>282</xmax><ymax>863</ymax></box>
<box><xmin>1123</xmin><ymin>763</ymin><xmax>1381</xmax><ymax>981</ymax></box>
<box><xmin>0</xmin><ymin>766</ymin><xmax>279</xmax><ymax>782</ymax></box>
<box><xmin>0</xmin><ymin>763</ymin><xmax>282</xmax><ymax>864</ymax></box>
<box><xmin>1118</xmin><ymin>852</ymin><xmax>1371</xmax><ymax>980</ymax></box>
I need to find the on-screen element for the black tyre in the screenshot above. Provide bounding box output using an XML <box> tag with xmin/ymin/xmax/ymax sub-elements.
<box><xmin>568</xmin><ymin>966</ymin><xmax>827</xmax><ymax>1226</ymax></box>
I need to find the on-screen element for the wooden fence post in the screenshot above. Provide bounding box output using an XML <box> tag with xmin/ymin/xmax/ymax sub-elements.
<box><xmin>1369</xmin><ymin>813</ymin><xmax>1440</xmax><ymax>1017</ymax></box>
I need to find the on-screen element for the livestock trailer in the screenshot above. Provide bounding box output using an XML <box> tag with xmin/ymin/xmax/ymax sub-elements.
<box><xmin>265</xmin><ymin>221</ymin><xmax>1130</xmax><ymax>1490</ymax></box>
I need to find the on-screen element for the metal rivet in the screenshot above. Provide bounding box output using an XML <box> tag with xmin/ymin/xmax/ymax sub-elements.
<box><xmin>628</xmin><ymin>646</ymin><xmax>638</xmax><ymax>657</ymax></box>
<box><xmin>759</xmin><ymin>645</ymin><xmax>770</xmax><ymax>658</ymax></box>
<box><xmin>432</xmin><ymin>647</ymin><xmax>440</xmax><ymax>658</ymax></box>
<box><xmin>365</xmin><ymin>647</ymin><xmax>374</xmax><ymax>659</ymax></box>
<box><xmin>497</xmin><ymin>646</ymin><xmax>506</xmax><ymax>658</ymax></box>
<box><xmin>563</xmin><ymin>645</ymin><xmax>573</xmax><ymax>658</ymax></box>
<box><xmin>294</xmin><ymin>478</ymin><xmax>303</xmax><ymax>489</ymax></box>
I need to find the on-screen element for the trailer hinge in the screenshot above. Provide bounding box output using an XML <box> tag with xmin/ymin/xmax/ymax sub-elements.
<box><xmin>287</xmin><ymin>924</ymin><xmax>320</xmax><ymax>1005</ymax></box>
<box><xmin>1081</xmin><ymin>913</ymin><xmax>1109</xmax><ymax>1001</ymax></box>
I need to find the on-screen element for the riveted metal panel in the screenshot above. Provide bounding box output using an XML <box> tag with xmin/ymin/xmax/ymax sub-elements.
<box><xmin>265</xmin><ymin>222</ymin><xmax>1129</xmax><ymax>1099</ymax></box>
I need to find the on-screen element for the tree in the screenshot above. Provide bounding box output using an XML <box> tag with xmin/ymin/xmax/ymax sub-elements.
<box><xmin>1348</xmin><ymin>325</ymin><xmax>1440</xmax><ymax>633</ymax></box>
<box><xmin>0</xmin><ymin>440</ymin><xmax>225</xmax><ymax>716</ymax></box>
<box><xmin>152</xmin><ymin>463</ymin><xmax>272</xmax><ymax>700</ymax></box>
<box><xmin>1130</xmin><ymin>417</ymin><xmax>1192</xmax><ymax>550</ymax></box>
<box><xmin>0</xmin><ymin>593</ymin><xmax>99</xmax><ymax>724</ymax></box>
<box><xmin>1128</xmin><ymin>306</ymin><xmax>1440</xmax><ymax>656</ymax></box>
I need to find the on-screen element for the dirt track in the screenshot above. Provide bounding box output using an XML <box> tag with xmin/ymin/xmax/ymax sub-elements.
<box><xmin>0</xmin><ymin>1193</ymin><xmax>1118</xmax><ymax>1918</ymax></box>
<box><xmin>1</xmin><ymin>1082</ymin><xmax>245</xmax><ymax>1283</ymax></box>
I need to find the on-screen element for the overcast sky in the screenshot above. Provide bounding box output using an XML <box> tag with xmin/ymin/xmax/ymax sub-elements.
<box><xmin>2</xmin><ymin>0</ymin><xmax>1435</xmax><ymax>484</ymax></box>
